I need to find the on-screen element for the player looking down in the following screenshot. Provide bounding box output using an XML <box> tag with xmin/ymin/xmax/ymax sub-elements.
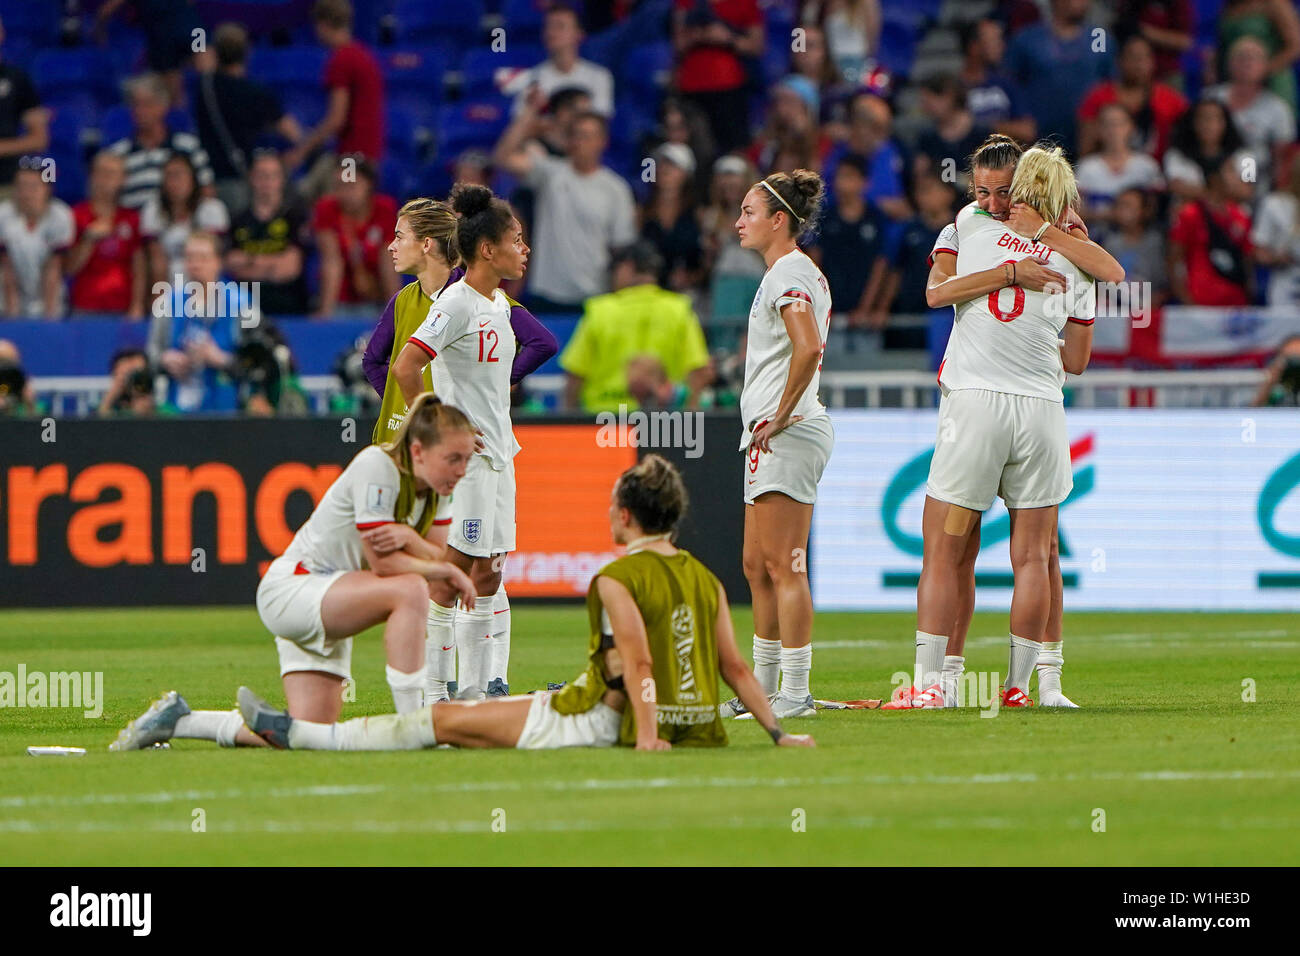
<box><xmin>889</xmin><ymin>144</ymin><xmax>1096</xmax><ymax>712</ymax></box>
<box><xmin>887</xmin><ymin>134</ymin><xmax>1122</xmax><ymax>710</ymax></box>
<box><xmin>390</xmin><ymin>185</ymin><xmax>527</xmax><ymax>704</ymax></box>
<box><xmin>236</xmin><ymin>455</ymin><xmax>816</xmax><ymax>752</ymax></box>
<box><xmin>720</xmin><ymin>169</ymin><xmax>834</xmax><ymax>722</ymax></box>
<box><xmin>364</xmin><ymin>193</ymin><xmax>556</xmax><ymax>702</ymax></box>
<box><xmin>109</xmin><ymin>394</ymin><xmax>478</xmax><ymax>750</ymax></box>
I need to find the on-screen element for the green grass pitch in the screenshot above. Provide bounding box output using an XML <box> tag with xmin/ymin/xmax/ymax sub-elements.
<box><xmin>2</xmin><ymin>606</ymin><xmax>1297</xmax><ymax>866</ymax></box>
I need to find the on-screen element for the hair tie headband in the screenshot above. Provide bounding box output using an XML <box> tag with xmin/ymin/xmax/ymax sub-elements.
<box><xmin>760</xmin><ymin>179</ymin><xmax>804</xmax><ymax>224</ymax></box>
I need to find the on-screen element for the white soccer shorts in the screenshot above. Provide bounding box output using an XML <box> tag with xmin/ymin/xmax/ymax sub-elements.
<box><xmin>447</xmin><ymin>453</ymin><xmax>516</xmax><ymax>558</ymax></box>
<box><xmin>256</xmin><ymin>556</ymin><xmax>352</xmax><ymax>679</ymax></box>
<box><xmin>515</xmin><ymin>691</ymin><xmax>622</xmax><ymax>749</ymax></box>
<box><xmin>743</xmin><ymin>414</ymin><xmax>834</xmax><ymax>505</ymax></box>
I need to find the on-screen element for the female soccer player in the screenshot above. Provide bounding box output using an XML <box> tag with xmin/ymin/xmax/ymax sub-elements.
<box><xmin>364</xmin><ymin>195</ymin><xmax>556</xmax><ymax>701</ymax></box>
<box><xmin>109</xmin><ymin>395</ymin><xmax>479</xmax><ymax>750</ymax></box>
<box><xmin>889</xmin><ymin>145</ymin><xmax>1096</xmax><ymax>713</ymax></box>
<box><xmin>236</xmin><ymin>455</ymin><xmax>816</xmax><ymax>752</ymax></box>
<box><xmin>718</xmin><ymin>170</ymin><xmax>833</xmax><ymax>721</ymax></box>
<box><xmin>390</xmin><ymin>185</ymin><xmax>526</xmax><ymax>703</ymax></box>
<box><xmin>886</xmin><ymin>135</ymin><xmax>1123</xmax><ymax>710</ymax></box>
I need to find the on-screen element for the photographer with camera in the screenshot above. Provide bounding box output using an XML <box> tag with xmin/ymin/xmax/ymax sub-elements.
<box><xmin>0</xmin><ymin>339</ymin><xmax>39</xmax><ymax>416</ymax></box>
<box><xmin>98</xmin><ymin>347</ymin><xmax>169</xmax><ymax>417</ymax></box>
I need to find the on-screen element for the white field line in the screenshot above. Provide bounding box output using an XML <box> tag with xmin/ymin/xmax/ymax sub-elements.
<box><xmin>818</xmin><ymin>630</ymin><xmax>1294</xmax><ymax>652</ymax></box>
<box><xmin>3</xmin><ymin>768</ymin><xmax>1299</xmax><ymax>812</ymax></box>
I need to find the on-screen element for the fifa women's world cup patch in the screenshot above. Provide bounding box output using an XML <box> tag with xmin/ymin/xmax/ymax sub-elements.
<box><xmin>367</xmin><ymin>484</ymin><xmax>394</xmax><ymax>511</ymax></box>
<box><xmin>425</xmin><ymin>308</ymin><xmax>451</xmax><ymax>335</ymax></box>
<box><xmin>462</xmin><ymin>519</ymin><xmax>482</xmax><ymax>544</ymax></box>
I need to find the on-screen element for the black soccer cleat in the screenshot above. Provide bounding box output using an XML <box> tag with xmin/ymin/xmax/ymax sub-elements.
<box><xmin>237</xmin><ymin>686</ymin><xmax>293</xmax><ymax>750</ymax></box>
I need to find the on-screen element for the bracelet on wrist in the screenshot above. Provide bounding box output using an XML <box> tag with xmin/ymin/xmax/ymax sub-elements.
<box><xmin>768</xmin><ymin>724</ymin><xmax>784</xmax><ymax>744</ymax></box>
<box><xmin>1033</xmin><ymin>222</ymin><xmax>1050</xmax><ymax>242</ymax></box>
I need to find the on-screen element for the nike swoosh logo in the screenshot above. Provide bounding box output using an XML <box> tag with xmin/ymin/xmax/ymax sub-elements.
<box><xmin>478</xmin><ymin>319</ymin><xmax>491</xmax><ymax>327</ymax></box>
<box><xmin>440</xmin><ymin>645</ymin><xmax>454</xmax><ymax>651</ymax></box>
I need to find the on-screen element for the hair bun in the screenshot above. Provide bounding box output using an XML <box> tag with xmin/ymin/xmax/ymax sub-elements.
<box><xmin>450</xmin><ymin>182</ymin><xmax>493</xmax><ymax>218</ymax></box>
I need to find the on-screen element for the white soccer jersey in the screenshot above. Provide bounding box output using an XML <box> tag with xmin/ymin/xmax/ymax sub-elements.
<box><xmin>408</xmin><ymin>279</ymin><xmax>518</xmax><ymax>470</ymax></box>
<box><xmin>928</xmin><ymin>221</ymin><xmax>958</xmax><ymax>265</ymax></box>
<box><xmin>280</xmin><ymin>446</ymin><xmax>451</xmax><ymax>573</ymax></box>
<box><xmin>941</xmin><ymin>202</ymin><xmax>1096</xmax><ymax>402</ymax></box>
<box><xmin>738</xmin><ymin>248</ymin><xmax>833</xmax><ymax>449</ymax></box>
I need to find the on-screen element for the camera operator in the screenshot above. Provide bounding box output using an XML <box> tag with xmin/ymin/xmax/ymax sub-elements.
<box><xmin>98</xmin><ymin>346</ymin><xmax>164</xmax><ymax>416</ymax></box>
<box><xmin>233</xmin><ymin>321</ymin><xmax>307</xmax><ymax>416</ymax></box>
<box><xmin>1253</xmin><ymin>334</ymin><xmax>1300</xmax><ymax>406</ymax></box>
<box><xmin>0</xmin><ymin>339</ymin><xmax>38</xmax><ymax>416</ymax></box>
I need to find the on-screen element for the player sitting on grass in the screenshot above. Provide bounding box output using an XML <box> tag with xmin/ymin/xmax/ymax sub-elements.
<box><xmin>236</xmin><ymin>455</ymin><xmax>816</xmax><ymax>752</ymax></box>
<box><xmin>109</xmin><ymin>394</ymin><xmax>478</xmax><ymax>750</ymax></box>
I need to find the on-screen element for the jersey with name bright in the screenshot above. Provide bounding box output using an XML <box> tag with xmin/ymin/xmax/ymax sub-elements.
<box><xmin>942</xmin><ymin>202</ymin><xmax>1096</xmax><ymax>402</ymax></box>
<box><xmin>408</xmin><ymin>279</ymin><xmax>518</xmax><ymax>470</ymax></box>
<box><xmin>374</xmin><ymin>280</ymin><xmax>435</xmax><ymax>444</ymax></box>
<box><xmin>280</xmin><ymin>445</ymin><xmax>451</xmax><ymax>574</ymax></box>
<box><xmin>738</xmin><ymin>248</ymin><xmax>833</xmax><ymax>450</ymax></box>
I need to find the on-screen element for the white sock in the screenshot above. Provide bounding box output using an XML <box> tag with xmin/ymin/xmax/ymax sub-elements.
<box><xmin>752</xmin><ymin>635</ymin><xmax>781</xmax><ymax>695</ymax></box>
<box><xmin>455</xmin><ymin>602</ymin><xmax>494</xmax><ymax>694</ymax></box>
<box><xmin>914</xmin><ymin>630</ymin><xmax>947</xmax><ymax>691</ymax></box>
<box><xmin>1006</xmin><ymin>634</ymin><xmax>1040</xmax><ymax>693</ymax></box>
<box><xmin>425</xmin><ymin>601</ymin><xmax>457</xmax><ymax>702</ymax></box>
<box><xmin>488</xmin><ymin>583</ymin><xmax>510</xmax><ymax>685</ymax></box>
<box><xmin>289</xmin><ymin>706</ymin><xmax>438</xmax><ymax>751</ymax></box>
<box><xmin>1036</xmin><ymin>640</ymin><xmax>1064</xmax><ymax>696</ymax></box>
<box><xmin>941</xmin><ymin>654</ymin><xmax>965</xmax><ymax>706</ymax></box>
<box><xmin>386</xmin><ymin>664</ymin><xmax>427</xmax><ymax>714</ymax></box>
<box><xmin>779</xmin><ymin>644</ymin><xmax>812</xmax><ymax>699</ymax></box>
<box><xmin>173</xmin><ymin>709</ymin><xmax>244</xmax><ymax>747</ymax></box>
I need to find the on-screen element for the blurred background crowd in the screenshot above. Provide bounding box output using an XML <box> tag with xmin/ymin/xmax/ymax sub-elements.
<box><xmin>0</xmin><ymin>0</ymin><xmax>1298</xmax><ymax>419</ymax></box>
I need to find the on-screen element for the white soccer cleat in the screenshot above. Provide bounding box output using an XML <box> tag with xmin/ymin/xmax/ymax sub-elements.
<box><xmin>738</xmin><ymin>692</ymin><xmax>817</xmax><ymax>719</ymax></box>
<box><xmin>1039</xmin><ymin>691</ymin><xmax>1079</xmax><ymax>708</ymax></box>
<box><xmin>109</xmin><ymin>691</ymin><xmax>190</xmax><ymax>751</ymax></box>
<box><xmin>718</xmin><ymin>696</ymin><xmax>750</xmax><ymax>718</ymax></box>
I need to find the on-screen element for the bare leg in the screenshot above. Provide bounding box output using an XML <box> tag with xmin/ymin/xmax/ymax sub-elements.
<box><xmin>916</xmin><ymin>496</ymin><xmax>975</xmax><ymax>636</ymax></box>
<box><xmin>751</xmin><ymin>492</ymin><xmax>815</xmax><ymax>650</ymax></box>
<box><xmin>742</xmin><ymin>503</ymin><xmax>780</xmax><ymax>642</ymax></box>
<box><xmin>429</xmin><ymin>696</ymin><xmax>534</xmax><ymax>748</ymax></box>
<box><xmin>1007</xmin><ymin>506</ymin><xmax>1056</xmax><ymax>640</ymax></box>
<box><xmin>946</xmin><ymin>514</ymin><xmax>982</xmax><ymax>657</ymax></box>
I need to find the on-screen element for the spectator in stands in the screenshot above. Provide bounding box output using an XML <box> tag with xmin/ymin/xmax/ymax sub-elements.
<box><xmin>807</xmin><ymin>153</ymin><xmax>889</xmax><ymax>331</ymax></box>
<box><xmin>192</xmin><ymin>22</ymin><xmax>303</xmax><ymax>218</ymax></box>
<box><xmin>671</xmin><ymin>0</ymin><xmax>765</xmax><ymax>156</ymax></box>
<box><xmin>1004</xmin><ymin>0</ymin><xmax>1114</xmax><ymax>158</ymax></box>
<box><xmin>0</xmin><ymin>338</ymin><xmax>36</xmax><ymax>415</ymax></box>
<box><xmin>911</xmin><ymin>74</ymin><xmax>992</xmax><ymax>186</ymax></box>
<box><xmin>142</xmin><ymin>153</ymin><xmax>230</xmax><ymax>286</ymax></box>
<box><xmin>287</xmin><ymin>0</ymin><xmax>385</xmax><ymax>197</ymax></box>
<box><xmin>958</xmin><ymin>17</ymin><xmax>1036</xmax><ymax>145</ymax></box>
<box><xmin>108</xmin><ymin>73</ymin><xmax>215</xmax><ymax>211</ymax></box>
<box><xmin>746</xmin><ymin>76</ymin><xmax>833</xmax><ymax>176</ymax></box>
<box><xmin>560</xmin><ymin>240</ymin><xmax>710</xmax><ymax>412</ymax></box>
<box><xmin>512</xmin><ymin>4</ymin><xmax>614</xmax><ymax>118</ymax></box>
<box><xmin>0</xmin><ymin>161</ymin><xmax>74</xmax><ymax>318</ymax></box>
<box><xmin>0</xmin><ymin>17</ymin><xmax>49</xmax><ymax>201</ymax></box>
<box><xmin>698</xmin><ymin>154</ymin><xmax>766</xmax><ymax>324</ymax></box>
<box><xmin>790</xmin><ymin>21</ymin><xmax>843</xmax><ymax>102</ymax></box>
<box><xmin>67</xmin><ymin>151</ymin><xmax>146</xmax><ymax>319</ymax></box>
<box><xmin>1208</xmin><ymin>35</ymin><xmax>1297</xmax><ymax>190</ymax></box>
<box><xmin>226</xmin><ymin>152</ymin><xmax>309</xmax><ymax>317</ymax></box>
<box><xmin>98</xmin><ymin>347</ymin><xmax>162</xmax><ymax>416</ymax></box>
<box><xmin>1168</xmin><ymin>154</ymin><xmax>1256</xmax><ymax>306</ymax></box>
<box><xmin>1164</xmin><ymin>98</ymin><xmax>1249</xmax><ymax>202</ymax></box>
<box><xmin>881</xmin><ymin>173</ymin><xmax>961</xmax><ymax>363</ymax></box>
<box><xmin>534</xmin><ymin>87</ymin><xmax>594</xmax><ymax>158</ymax></box>
<box><xmin>1076</xmin><ymin>104</ymin><xmax>1166</xmax><ymax>227</ymax></box>
<box><xmin>659</xmin><ymin>96</ymin><xmax>717</xmax><ymax>196</ymax></box>
<box><xmin>821</xmin><ymin>93</ymin><xmax>908</xmax><ymax>220</ymax></box>
<box><xmin>148</xmin><ymin>231</ymin><xmax>242</xmax><ymax>413</ymax></box>
<box><xmin>494</xmin><ymin>98</ymin><xmax>636</xmax><ymax>313</ymax></box>
<box><xmin>451</xmin><ymin>149</ymin><xmax>493</xmax><ymax>189</ymax></box>
<box><xmin>1077</xmin><ymin>33</ymin><xmax>1188</xmax><ymax>160</ymax></box>
<box><xmin>1095</xmin><ymin>187</ymin><xmax>1168</xmax><ymax>312</ymax></box>
<box><xmin>801</xmin><ymin>0</ymin><xmax>881</xmax><ymax>85</ymax></box>
<box><xmin>1250</xmin><ymin>150</ymin><xmax>1300</xmax><ymax>308</ymax></box>
<box><xmin>311</xmin><ymin>155</ymin><xmax>399</xmax><ymax>317</ymax></box>
<box><xmin>641</xmin><ymin>142</ymin><xmax>704</xmax><ymax>292</ymax></box>
<box><xmin>1116</xmin><ymin>0</ymin><xmax>1194</xmax><ymax>90</ymax></box>
<box><xmin>94</xmin><ymin>0</ymin><xmax>216</xmax><ymax>107</ymax></box>
<box><xmin>1217</xmin><ymin>0</ymin><xmax>1300</xmax><ymax>112</ymax></box>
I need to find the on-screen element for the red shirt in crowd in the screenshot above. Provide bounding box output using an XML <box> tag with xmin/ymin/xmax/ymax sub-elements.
<box><xmin>1077</xmin><ymin>80</ymin><xmax>1189</xmax><ymax>160</ymax></box>
<box><xmin>674</xmin><ymin>0</ymin><xmax>761</xmax><ymax>93</ymax></box>
<box><xmin>1116</xmin><ymin>0</ymin><xmax>1194</xmax><ymax>83</ymax></box>
<box><xmin>68</xmin><ymin>202</ymin><xmax>142</xmax><ymax>313</ymax></box>
<box><xmin>1168</xmin><ymin>200</ymin><xmax>1254</xmax><ymax>307</ymax></box>
<box><xmin>324</xmin><ymin>40</ymin><xmax>385</xmax><ymax>161</ymax></box>
<box><xmin>311</xmin><ymin>192</ymin><xmax>398</xmax><ymax>303</ymax></box>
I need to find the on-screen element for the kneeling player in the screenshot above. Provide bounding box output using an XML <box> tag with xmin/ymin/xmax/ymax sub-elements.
<box><xmin>109</xmin><ymin>395</ymin><xmax>478</xmax><ymax>750</ymax></box>
<box><xmin>237</xmin><ymin>455</ymin><xmax>816</xmax><ymax>752</ymax></box>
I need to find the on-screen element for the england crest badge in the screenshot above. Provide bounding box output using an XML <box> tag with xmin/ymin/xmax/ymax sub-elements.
<box><xmin>462</xmin><ymin>518</ymin><xmax>482</xmax><ymax>544</ymax></box>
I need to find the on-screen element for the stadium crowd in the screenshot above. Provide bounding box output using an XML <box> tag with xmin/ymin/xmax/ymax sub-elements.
<box><xmin>0</xmin><ymin>0</ymin><xmax>1299</xmax><ymax>418</ymax></box>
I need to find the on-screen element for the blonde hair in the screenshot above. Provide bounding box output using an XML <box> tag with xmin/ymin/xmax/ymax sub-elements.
<box><xmin>397</xmin><ymin>197</ymin><xmax>460</xmax><ymax>268</ymax></box>
<box><xmin>379</xmin><ymin>393</ymin><xmax>478</xmax><ymax>527</ymax></box>
<box><xmin>1009</xmin><ymin>144</ymin><xmax>1080</xmax><ymax>227</ymax></box>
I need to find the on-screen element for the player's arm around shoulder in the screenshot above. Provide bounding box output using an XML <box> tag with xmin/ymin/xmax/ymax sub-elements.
<box><xmin>715</xmin><ymin>581</ymin><xmax>815</xmax><ymax>748</ymax></box>
<box><xmin>598</xmin><ymin>574</ymin><xmax>666</xmax><ymax>751</ymax></box>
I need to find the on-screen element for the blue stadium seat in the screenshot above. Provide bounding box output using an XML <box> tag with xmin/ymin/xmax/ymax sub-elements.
<box><xmin>392</xmin><ymin>0</ymin><xmax>485</xmax><ymax>44</ymax></box>
<box><xmin>380</xmin><ymin>43</ymin><xmax>456</xmax><ymax>97</ymax></box>
<box><xmin>248</xmin><ymin>46</ymin><xmax>328</xmax><ymax>90</ymax></box>
<box><xmin>98</xmin><ymin>105</ymin><xmax>133</xmax><ymax>146</ymax></box>
<box><xmin>435</xmin><ymin>99</ymin><xmax>510</xmax><ymax>161</ymax></box>
<box><xmin>31</xmin><ymin>49</ymin><xmax>117</xmax><ymax>105</ymax></box>
<box><xmin>47</xmin><ymin>106</ymin><xmax>91</xmax><ymax>203</ymax></box>
<box><xmin>0</xmin><ymin>1</ymin><xmax>61</xmax><ymax>46</ymax></box>
<box><xmin>386</xmin><ymin>100</ymin><xmax>434</xmax><ymax>161</ymax></box>
<box><xmin>875</xmin><ymin>21</ymin><xmax>917</xmax><ymax>77</ymax></box>
<box><xmin>620</xmin><ymin>41</ymin><xmax>673</xmax><ymax>96</ymax></box>
<box><xmin>281</xmin><ymin>87</ymin><xmax>327</xmax><ymax>127</ymax></box>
